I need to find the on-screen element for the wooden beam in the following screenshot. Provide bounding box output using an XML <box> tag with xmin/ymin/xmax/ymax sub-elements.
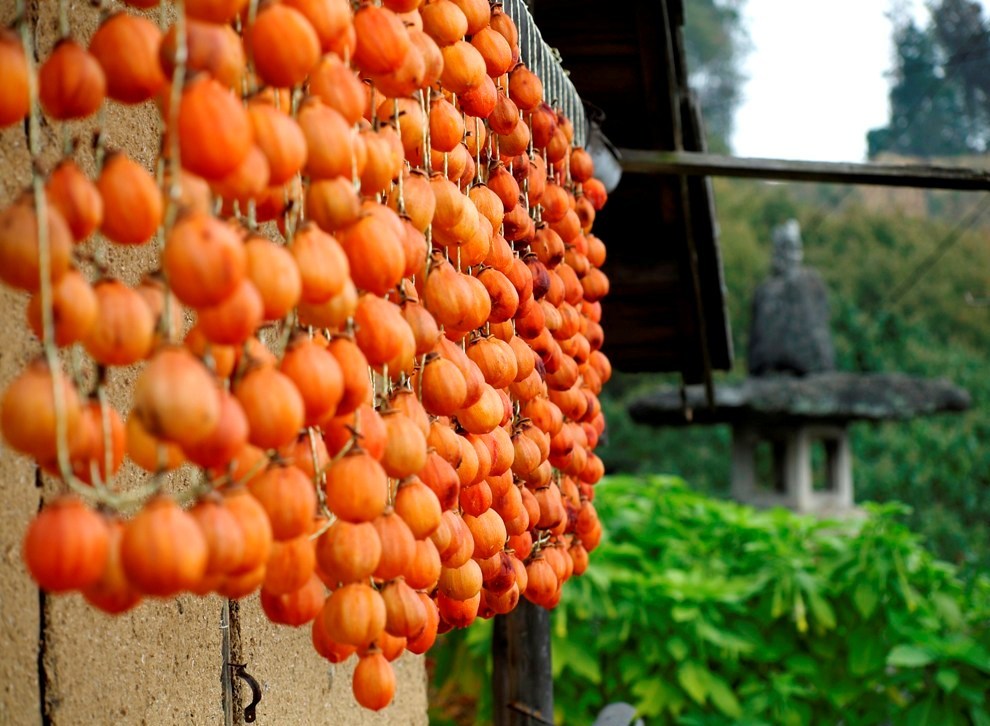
<box><xmin>493</xmin><ymin>601</ymin><xmax>554</xmax><ymax>726</ymax></box>
<box><xmin>618</xmin><ymin>149</ymin><xmax>990</xmax><ymax>191</ymax></box>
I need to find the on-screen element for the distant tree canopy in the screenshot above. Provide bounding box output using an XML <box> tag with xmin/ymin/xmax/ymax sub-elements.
<box><xmin>683</xmin><ymin>0</ymin><xmax>748</xmax><ymax>152</ymax></box>
<box><xmin>868</xmin><ymin>0</ymin><xmax>990</xmax><ymax>158</ymax></box>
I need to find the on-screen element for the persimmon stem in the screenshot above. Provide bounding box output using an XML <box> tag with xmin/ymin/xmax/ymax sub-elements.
<box><xmin>392</xmin><ymin>99</ymin><xmax>406</xmax><ymax>216</ymax></box>
<box><xmin>97</xmin><ymin>386</ymin><xmax>115</xmax><ymax>492</ymax></box>
<box><xmin>17</xmin><ymin>1</ymin><xmax>77</xmax><ymax>492</ymax></box>
<box><xmin>57</xmin><ymin>0</ymin><xmax>69</xmax><ymax>38</ymax></box>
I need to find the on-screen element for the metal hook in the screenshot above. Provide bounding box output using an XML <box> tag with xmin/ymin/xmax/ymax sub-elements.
<box><xmin>229</xmin><ymin>663</ymin><xmax>262</xmax><ymax>723</ymax></box>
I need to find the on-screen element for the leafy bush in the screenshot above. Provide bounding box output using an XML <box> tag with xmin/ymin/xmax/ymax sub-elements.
<box><xmin>431</xmin><ymin>476</ymin><xmax>990</xmax><ymax>725</ymax></box>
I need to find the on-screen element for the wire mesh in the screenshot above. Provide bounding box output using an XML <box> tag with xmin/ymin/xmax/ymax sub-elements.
<box><xmin>500</xmin><ymin>0</ymin><xmax>589</xmax><ymax>147</ymax></box>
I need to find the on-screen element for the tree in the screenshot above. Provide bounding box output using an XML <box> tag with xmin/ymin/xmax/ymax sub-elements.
<box><xmin>868</xmin><ymin>1</ymin><xmax>990</xmax><ymax>158</ymax></box>
<box><xmin>684</xmin><ymin>0</ymin><xmax>749</xmax><ymax>153</ymax></box>
<box><xmin>868</xmin><ymin>20</ymin><xmax>972</xmax><ymax>157</ymax></box>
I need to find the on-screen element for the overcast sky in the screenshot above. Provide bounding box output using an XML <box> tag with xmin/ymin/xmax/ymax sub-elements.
<box><xmin>731</xmin><ymin>0</ymin><xmax>983</xmax><ymax>162</ymax></box>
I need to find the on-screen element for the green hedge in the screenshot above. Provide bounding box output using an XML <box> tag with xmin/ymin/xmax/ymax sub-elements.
<box><xmin>430</xmin><ymin>476</ymin><xmax>990</xmax><ymax>725</ymax></box>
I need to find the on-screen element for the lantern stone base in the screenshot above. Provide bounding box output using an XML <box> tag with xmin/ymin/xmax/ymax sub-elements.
<box><xmin>730</xmin><ymin>423</ymin><xmax>853</xmax><ymax>514</ymax></box>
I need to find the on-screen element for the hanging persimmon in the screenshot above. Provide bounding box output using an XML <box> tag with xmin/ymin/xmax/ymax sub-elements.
<box><xmin>234</xmin><ymin>366</ymin><xmax>306</xmax><ymax>451</ymax></box>
<box><xmin>243</xmin><ymin>236</ymin><xmax>301</xmax><ymax>322</ymax></box>
<box><xmin>263</xmin><ymin>534</ymin><xmax>317</xmax><ymax>596</ymax></box>
<box><xmin>284</xmin><ymin>0</ymin><xmax>352</xmax><ymax>53</ymax></box>
<box><xmin>297</xmin><ymin>98</ymin><xmax>358</xmax><ymax>180</ymax></box>
<box><xmin>406</xmin><ymin>593</ymin><xmax>439</xmax><ymax>654</ymax></box>
<box><xmin>308</xmin><ymin>54</ymin><xmax>367</xmax><ymax>126</ymax></box>
<box><xmin>352</xmin><ymin>4</ymin><xmax>411</xmax><ymax>76</ymax></box>
<box><xmin>322</xmin><ymin>582</ymin><xmax>387</xmax><ymax>648</ymax></box>
<box><xmin>163</xmin><ymin>211</ymin><xmax>246</xmax><ymax>308</ymax></box>
<box><xmin>317</xmin><ymin>520</ymin><xmax>381</xmax><ymax>587</ymax></box>
<box><xmin>337</xmin><ymin>213</ymin><xmax>405</xmax><ymax>296</ymax></box>
<box><xmin>0</xmin><ymin>29</ymin><xmax>29</xmax><ymax>127</ymax></box>
<box><xmin>39</xmin><ymin>39</ymin><xmax>106</xmax><ymax>120</ymax></box>
<box><xmin>89</xmin><ymin>13</ymin><xmax>166</xmax><ymax>104</ymax></box>
<box><xmin>25</xmin><ymin>269</ymin><xmax>97</xmax><ymax>347</ymax></box>
<box><xmin>82</xmin><ymin>519</ymin><xmax>143</xmax><ymax>614</ymax></box>
<box><xmin>223</xmin><ymin>486</ymin><xmax>274</xmax><ymax>577</ymax></box>
<box><xmin>279</xmin><ymin>336</ymin><xmax>345</xmax><ymax>427</ymax></box>
<box><xmin>189</xmin><ymin>495</ymin><xmax>247</xmax><ymax>580</ymax></box>
<box><xmin>312</xmin><ymin>607</ymin><xmax>359</xmax><ymax>662</ymax></box>
<box><xmin>249</xmin><ymin>4</ymin><xmax>321</xmax><ymax>89</ymax></box>
<box><xmin>247</xmin><ymin>101</ymin><xmax>307</xmax><ymax>186</ymax></box>
<box><xmin>196</xmin><ymin>279</ymin><xmax>264</xmax><ymax>346</ymax></box>
<box><xmin>96</xmin><ymin>152</ymin><xmax>163</xmax><ymax>245</ymax></box>
<box><xmin>471</xmin><ymin>27</ymin><xmax>511</xmax><ymax>78</ymax></box>
<box><xmin>46</xmin><ymin>160</ymin><xmax>103</xmax><ymax>243</ymax></box>
<box><xmin>160</xmin><ymin>19</ymin><xmax>246</xmax><ymax>91</ymax></box>
<box><xmin>175</xmin><ymin>75</ymin><xmax>252</xmax><ymax>181</ymax></box>
<box><xmin>290</xmin><ymin>222</ymin><xmax>351</xmax><ymax>305</ymax></box>
<box><xmin>81</xmin><ymin>279</ymin><xmax>155</xmax><ymax>366</ymax></box>
<box><xmin>324</xmin><ymin>449</ymin><xmax>388</xmax><ymax>523</ymax></box>
<box><xmin>381</xmin><ymin>579</ymin><xmax>427</xmax><ymax>639</ymax></box>
<box><xmin>371</xmin><ymin>509</ymin><xmax>416</xmax><ymax>582</ymax></box>
<box><xmin>0</xmin><ymin>194</ymin><xmax>73</xmax><ymax>293</ymax></box>
<box><xmin>421</xmin><ymin>0</ymin><xmax>467</xmax><ymax>47</ymax></box>
<box><xmin>2</xmin><ymin>358</ymin><xmax>85</xmax><ymax>463</ymax></box>
<box><xmin>369</xmin><ymin>41</ymin><xmax>428</xmax><ymax>99</ymax></box>
<box><xmin>120</xmin><ymin>495</ymin><xmax>209</xmax><ymax>597</ymax></box>
<box><xmin>21</xmin><ymin>496</ymin><xmax>108</xmax><ymax>600</ymax></box>
<box><xmin>132</xmin><ymin>346</ymin><xmax>222</xmax><ymax>450</ymax></box>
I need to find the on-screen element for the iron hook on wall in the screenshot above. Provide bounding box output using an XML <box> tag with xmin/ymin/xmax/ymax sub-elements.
<box><xmin>228</xmin><ymin>662</ymin><xmax>262</xmax><ymax>723</ymax></box>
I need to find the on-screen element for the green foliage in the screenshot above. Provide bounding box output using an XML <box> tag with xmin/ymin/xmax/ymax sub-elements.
<box><xmin>431</xmin><ymin>477</ymin><xmax>990</xmax><ymax>725</ymax></box>
<box><xmin>598</xmin><ymin>177</ymin><xmax>990</xmax><ymax>576</ymax></box>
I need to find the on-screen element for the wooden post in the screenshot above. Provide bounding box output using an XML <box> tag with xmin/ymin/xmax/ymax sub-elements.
<box><xmin>493</xmin><ymin>600</ymin><xmax>554</xmax><ymax>726</ymax></box>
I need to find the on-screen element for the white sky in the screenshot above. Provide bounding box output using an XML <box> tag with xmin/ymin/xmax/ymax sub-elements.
<box><xmin>732</xmin><ymin>0</ymin><xmax>986</xmax><ymax>162</ymax></box>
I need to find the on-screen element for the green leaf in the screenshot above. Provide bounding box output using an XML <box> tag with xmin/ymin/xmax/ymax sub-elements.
<box><xmin>853</xmin><ymin>581</ymin><xmax>879</xmax><ymax>619</ymax></box>
<box><xmin>970</xmin><ymin>706</ymin><xmax>990</xmax><ymax>726</ymax></box>
<box><xmin>888</xmin><ymin>644</ymin><xmax>935</xmax><ymax>668</ymax></box>
<box><xmin>666</xmin><ymin>636</ymin><xmax>689</xmax><ymax>662</ymax></box>
<box><xmin>936</xmin><ymin>668</ymin><xmax>960</xmax><ymax>693</ymax></box>
<box><xmin>707</xmin><ymin>673</ymin><xmax>742</xmax><ymax>719</ymax></box>
<box><xmin>932</xmin><ymin>592</ymin><xmax>963</xmax><ymax>629</ymax></box>
<box><xmin>784</xmin><ymin>654</ymin><xmax>819</xmax><ymax>676</ymax></box>
<box><xmin>671</xmin><ymin>605</ymin><xmax>699</xmax><ymax>622</ymax></box>
<box><xmin>677</xmin><ymin>661</ymin><xmax>709</xmax><ymax>705</ymax></box>
<box><xmin>553</xmin><ymin>638</ymin><xmax>601</xmax><ymax>685</ymax></box>
<box><xmin>848</xmin><ymin>628</ymin><xmax>886</xmax><ymax>676</ymax></box>
<box><xmin>618</xmin><ymin>653</ymin><xmax>648</xmax><ymax>685</ymax></box>
<box><xmin>951</xmin><ymin>641</ymin><xmax>990</xmax><ymax>673</ymax></box>
<box><xmin>806</xmin><ymin>590</ymin><xmax>837</xmax><ymax>630</ymax></box>
<box><xmin>793</xmin><ymin>591</ymin><xmax>808</xmax><ymax>634</ymax></box>
<box><xmin>696</xmin><ymin>620</ymin><xmax>758</xmax><ymax>654</ymax></box>
<box><xmin>631</xmin><ymin>677</ymin><xmax>679</xmax><ymax>718</ymax></box>
<box><xmin>770</xmin><ymin>580</ymin><xmax>787</xmax><ymax>618</ymax></box>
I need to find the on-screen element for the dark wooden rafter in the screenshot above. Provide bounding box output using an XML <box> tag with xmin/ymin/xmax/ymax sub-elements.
<box><xmin>619</xmin><ymin>150</ymin><xmax>990</xmax><ymax>191</ymax></box>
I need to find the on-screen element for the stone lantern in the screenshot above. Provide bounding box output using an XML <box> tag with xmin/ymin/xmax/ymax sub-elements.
<box><xmin>627</xmin><ymin>220</ymin><xmax>971</xmax><ymax>514</ymax></box>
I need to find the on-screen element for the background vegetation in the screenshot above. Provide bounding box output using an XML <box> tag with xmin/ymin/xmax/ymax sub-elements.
<box><xmin>432</xmin><ymin>476</ymin><xmax>990</xmax><ymax>724</ymax></box>
<box><xmin>600</xmin><ymin>175</ymin><xmax>990</xmax><ymax>577</ymax></box>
